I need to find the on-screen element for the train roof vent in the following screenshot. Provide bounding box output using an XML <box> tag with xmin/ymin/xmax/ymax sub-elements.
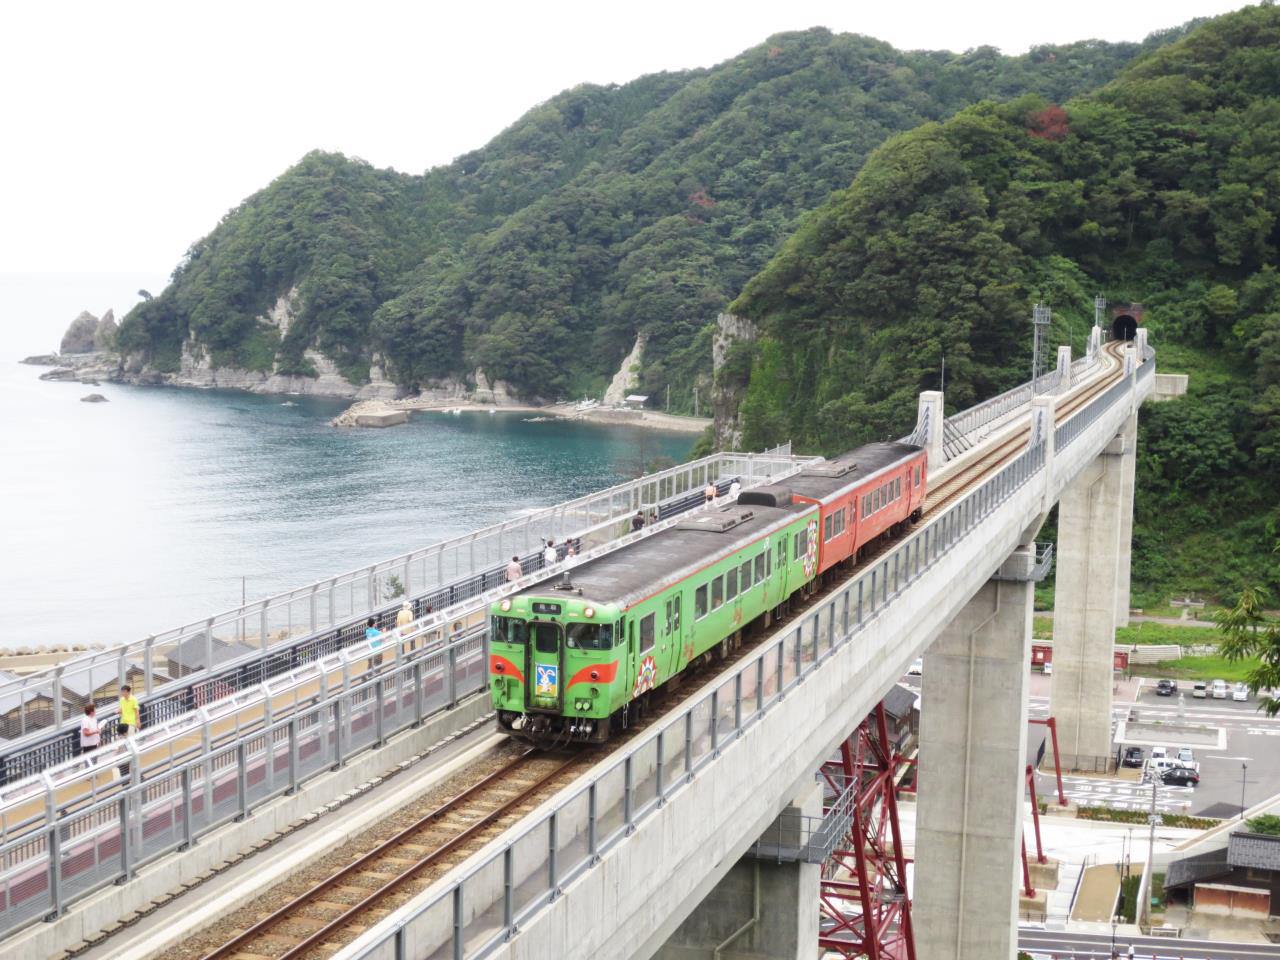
<box><xmin>736</xmin><ymin>485</ymin><xmax>793</xmax><ymax>508</ymax></box>
<box><xmin>677</xmin><ymin>507</ymin><xmax>756</xmax><ymax>533</ymax></box>
<box><xmin>802</xmin><ymin>459</ymin><xmax>858</xmax><ymax>479</ymax></box>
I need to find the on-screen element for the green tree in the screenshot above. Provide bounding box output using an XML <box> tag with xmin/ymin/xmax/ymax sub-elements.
<box><xmin>1216</xmin><ymin>587</ymin><xmax>1280</xmax><ymax>716</ymax></box>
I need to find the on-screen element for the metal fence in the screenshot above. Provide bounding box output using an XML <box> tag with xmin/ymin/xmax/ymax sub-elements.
<box><xmin>344</xmin><ymin>355</ymin><xmax>1152</xmax><ymax>960</ymax></box>
<box><xmin>0</xmin><ymin>446</ymin><xmax>803</xmax><ymax>784</ymax></box>
<box><xmin>0</xmin><ymin>626</ymin><xmax>487</xmax><ymax>933</ymax></box>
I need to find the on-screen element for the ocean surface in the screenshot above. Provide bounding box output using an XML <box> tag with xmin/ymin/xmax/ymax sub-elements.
<box><xmin>0</xmin><ymin>359</ymin><xmax>692</xmax><ymax>652</ymax></box>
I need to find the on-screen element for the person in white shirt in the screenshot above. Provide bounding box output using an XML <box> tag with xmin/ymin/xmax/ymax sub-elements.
<box><xmin>80</xmin><ymin>703</ymin><xmax>101</xmax><ymax>756</ymax></box>
<box><xmin>506</xmin><ymin>555</ymin><xmax>523</xmax><ymax>581</ymax></box>
<box><xmin>543</xmin><ymin>539</ymin><xmax>558</xmax><ymax>568</ymax></box>
<box><xmin>729</xmin><ymin>479</ymin><xmax>741</xmax><ymax>500</ymax></box>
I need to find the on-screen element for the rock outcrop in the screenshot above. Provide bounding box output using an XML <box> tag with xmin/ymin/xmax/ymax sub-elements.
<box><xmin>80</xmin><ymin>393</ymin><xmax>108</xmax><ymax>403</ymax></box>
<box><xmin>60</xmin><ymin>311</ymin><xmax>101</xmax><ymax>354</ymax></box>
<box><xmin>603</xmin><ymin>335</ymin><xmax>645</xmax><ymax>406</ymax></box>
<box><xmin>711</xmin><ymin>312</ymin><xmax>757</xmax><ymax>450</ymax></box>
<box><xmin>93</xmin><ymin>309</ymin><xmax>117</xmax><ymax>351</ymax></box>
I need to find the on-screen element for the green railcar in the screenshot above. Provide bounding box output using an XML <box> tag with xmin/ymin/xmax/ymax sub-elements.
<box><xmin>488</xmin><ymin>487</ymin><xmax>818</xmax><ymax>744</ymax></box>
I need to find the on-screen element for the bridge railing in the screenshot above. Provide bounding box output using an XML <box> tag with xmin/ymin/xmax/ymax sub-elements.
<box><xmin>0</xmin><ymin>444</ymin><xmax>802</xmax><ymax>782</ymax></box>
<box><xmin>342</xmin><ymin>349</ymin><xmax>1151</xmax><ymax>960</ymax></box>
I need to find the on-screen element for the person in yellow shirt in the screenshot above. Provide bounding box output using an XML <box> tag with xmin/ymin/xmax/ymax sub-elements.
<box><xmin>117</xmin><ymin>685</ymin><xmax>140</xmax><ymax>737</ymax></box>
<box><xmin>396</xmin><ymin>600</ymin><xmax>413</xmax><ymax>630</ymax></box>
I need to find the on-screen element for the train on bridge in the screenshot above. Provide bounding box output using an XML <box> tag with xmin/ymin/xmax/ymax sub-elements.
<box><xmin>489</xmin><ymin>441</ymin><xmax>928</xmax><ymax>744</ymax></box>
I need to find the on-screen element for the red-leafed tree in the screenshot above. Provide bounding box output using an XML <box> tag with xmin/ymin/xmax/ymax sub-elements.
<box><xmin>1027</xmin><ymin>104</ymin><xmax>1069</xmax><ymax>140</ymax></box>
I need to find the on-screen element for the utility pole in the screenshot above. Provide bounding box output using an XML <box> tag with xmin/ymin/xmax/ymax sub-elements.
<box><xmin>1094</xmin><ymin>294</ymin><xmax>1107</xmax><ymax>329</ymax></box>
<box><xmin>1240</xmin><ymin>760</ymin><xmax>1249</xmax><ymax>819</ymax></box>
<box><xmin>1142</xmin><ymin>775</ymin><xmax>1161</xmax><ymax>927</ymax></box>
<box><xmin>666</xmin><ymin>384</ymin><xmax>670</xmax><ymax>411</ymax></box>
<box><xmin>940</xmin><ymin>355</ymin><xmax>946</xmax><ymax>394</ymax></box>
<box><xmin>1031</xmin><ymin>302</ymin><xmax>1051</xmax><ymax>390</ymax></box>
<box><xmin>693</xmin><ymin>386</ymin><xmax>699</xmax><ymax>418</ymax></box>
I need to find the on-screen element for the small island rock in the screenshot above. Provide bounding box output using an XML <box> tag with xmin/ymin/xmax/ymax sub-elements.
<box><xmin>80</xmin><ymin>393</ymin><xmax>108</xmax><ymax>403</ymax></box>
<box><xmin>60</xmin><ymin>311</ymin><xmax>100</xmax><ymax>354</ymax></box>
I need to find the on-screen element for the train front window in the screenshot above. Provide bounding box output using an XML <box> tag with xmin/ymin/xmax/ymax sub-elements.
<box><xmin>532</xmin><ymin>622</ymin><xmax>560</xmax><ymax>653</ymax></box>
<box><xmin>492</xmin><ymin>616</ymin><xmax>528</xmax><ymax>644</ymax></box>
<box><xmin>565</xmin><ymin>622</ymin><xmax>613</xmax><ymax>650</ymax></box>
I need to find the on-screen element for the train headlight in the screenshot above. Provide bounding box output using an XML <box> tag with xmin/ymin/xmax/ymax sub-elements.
<box><xmin>589</xmin><ymin>670</ymin><xmax>599</xmax><ymax>681</ymax></box>
<box><xmin>584</xmin><ymin>606</ymin><xmax>595</xmax><ymax>619</ymax></box>
<box><xmin>500</xmin><ymin>599</ymin><xmax>512</xmax><ymax>612</ymax></box>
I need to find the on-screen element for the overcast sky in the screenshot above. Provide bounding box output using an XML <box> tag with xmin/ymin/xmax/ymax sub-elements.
<box><xmin>0</xmin><ymin>0</ymin><xmax>1250</xmax><ymax>284</ymax></box>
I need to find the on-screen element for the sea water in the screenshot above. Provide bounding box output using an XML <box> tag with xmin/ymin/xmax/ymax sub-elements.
<box><xmin>0</xmin><ymin>361</ymin><xmax>691</xmax><ymax>651</ymax></box>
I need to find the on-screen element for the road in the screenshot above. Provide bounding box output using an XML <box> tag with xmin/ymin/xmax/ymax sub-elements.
<box><xmin>1020</xmin><ymin>927</ymin><xmax>1280</xmax><ymax>958</ymax></box>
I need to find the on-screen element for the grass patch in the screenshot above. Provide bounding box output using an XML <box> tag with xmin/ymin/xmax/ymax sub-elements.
<box><xmin>1140</xmin><ymin>654</ymin><xmax>1260</xmax><ymax>683</ymax></box>
<box><xmin>1077</xmin><ymin>805</ymin><xmax>1219</xmax><ymax>830</ymax></box>
<box><xmin>1115</xmin><ymin>622</ymin><xmax>1221</xmax><ymax>646</ymax></box>
<box><xmin>1033</xmin><ymin>616</ymin><xmax>1053</xmax><ymax>638</ymax></box>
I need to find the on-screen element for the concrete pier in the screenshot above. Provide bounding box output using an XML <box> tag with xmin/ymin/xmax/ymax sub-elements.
<box><xmin>656</xmin><ymin>783</ymin><xmax>820</xmax><ymax>960</ymax></box>
<box><xmin>914</xmin><ymin>546</ymin><xmax>1035</xmax><ymax>960</ymax></box>
<box><xmin>1115</xmin><ymin>412</ymin><xmax>1138</xmax><ymax>628</ymax></box>
<box><xmin>1049</xmin><ymin>427</ymin><xmax>1128</xmax><ymax>771</ymax></box>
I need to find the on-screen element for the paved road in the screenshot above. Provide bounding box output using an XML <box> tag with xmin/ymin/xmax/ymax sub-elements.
<box><xmin>1020</xmin><ymin>927</ymin><xmax>1280</xmax><ymax>958</ymax></box>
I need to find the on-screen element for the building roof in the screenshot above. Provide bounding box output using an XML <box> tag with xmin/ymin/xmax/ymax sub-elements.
<box><xmin>167</xmin><ymin>634</ymin><xmax>257</xmax><ymax>670</ymax></box>
<box><xmin>1164</xmin><ymin>848</ymin><xmax>1231</xmax><ymax>891</ymax></box>
<box><xmin>882</xmin><ymin>683</ymin><xmax>918</xmax><ymax>721</ymax></box>
<box><xmin>1229</xmin><ymin>832</ymin><xmax>1280</xmax><ymax>871</ymax></box>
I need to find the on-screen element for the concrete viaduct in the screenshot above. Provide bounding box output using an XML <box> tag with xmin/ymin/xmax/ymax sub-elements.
<box><xmin>337</xmin><ymin>328</ymin><xmax>1164</xmax><ymax>960</ymax></box>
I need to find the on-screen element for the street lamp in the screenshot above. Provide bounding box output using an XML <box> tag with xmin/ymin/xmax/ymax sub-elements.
<box><xmin>1110</xmin><ymin>914</ymin><xmax>1119</xmax><ymax>958</ymax></box>
<box><xmin>1240</xmin><ymin>760</ymin><xmax>1249</xmax><ymax>820</ymax></box>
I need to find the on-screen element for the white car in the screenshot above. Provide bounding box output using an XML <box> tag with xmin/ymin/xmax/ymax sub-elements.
<box><xmin>1177</xmin><ymin>747</ymin><xmax>1195</xmax><ymax>765</ymax></box>
<box><xmin>908</xmin><ymin>658</ymin><xmax>923</xmax><ymax>676</ymax></box>
<box><xmin>1211</xmin><ymin>679</ymin><xmax>1229</xmax><ymax>699</ymax></box>
<box><xmin>1233</xmin><ymin>682</ymin><xmax>1249</xmax><ymax>702</ymax></box>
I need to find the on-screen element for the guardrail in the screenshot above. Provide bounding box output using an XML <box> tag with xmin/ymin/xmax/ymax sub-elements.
<box><xmin>342</xmin><ymin>347</ymin><xmax>1151</xmax><ymax>960</ymax></box>
<box><xmin>0</xmin><ymin>445</ymin><xmax>802</xmax><ymax>784</ymax></box>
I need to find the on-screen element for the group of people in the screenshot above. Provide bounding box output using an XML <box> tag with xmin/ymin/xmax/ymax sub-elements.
<box><xmin>79</xmin><ymin>685</ymin><xmax>141</xmax><ymax>773</ymax></box>
<box><xmin>505</xmin><ymin>537</ymin><xmax>578</xmax><ymax>582</ymax></box>
<box><xmin>703</xmin><ymin>479</ymin><xmax>742</xmax><ymax>505</ymax></box>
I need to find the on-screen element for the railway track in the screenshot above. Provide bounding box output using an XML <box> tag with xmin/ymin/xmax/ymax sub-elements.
<box><xmin>200</xmin><ymin>751</ymin><xmax>579</xmax><ymax>960</ymax></box>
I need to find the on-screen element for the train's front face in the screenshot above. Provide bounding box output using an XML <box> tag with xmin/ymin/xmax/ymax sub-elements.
<box><xmin>489</xmin><ymin>594</ymin><xmax>623</xmax><ymax>744</ymax></box>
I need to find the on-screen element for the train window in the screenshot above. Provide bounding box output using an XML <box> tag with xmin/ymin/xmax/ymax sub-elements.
<box><xmin>793</xmin><ymin>531</ymin><xmax>802</xmax><ymax>557</ymax></box>
<box><xmin>712</xmin><ymin>576</ymin><xmax>724</xmax><ymax>609</ymax></box>
<box><xmin>533</xmin><ymin>622</ymin><xmax>559</xmax><ymax>654</ymax></box>
<box><xmin>664</xmin><ymin>598</ymin><xmax>673</xmax><ymax>635</ymax></box>
<box><xmin>755</xmin><ymin>554</ymin><xmax>766</xmax><ymax>581</ymax></box>
<box><xmin>823</xmin><ymin>515</ymin><xmax>833</xmax><ymax>542</ymax></box>
<box><xmin>896</xmin><ymin>478</ymin><xmax>901</xmax><ymax>499</ymax></box>
<box><xmin>726</xmin><ymin>568</ymin><xmax>738</xmax><ymax>599</ymax></box>
<box><xmin>766</xmin><ymin>548</ymin><xmax>772</xmax><ymax>576</ymax></box>
<box><xmin>640</xmin><ymin>613</ymin><xmax>656</xmax><ymax>652</ymax></box>
<box><xmin>492</xmin><ymin>616</ymin><xmax>528</xmax><ymax>644</ymax></box>
<box><xmin>741</xmin><ymin>559</ymin><xmax>753</xmax><ymax>590</ymax></box>
<box><xmin>915</xmin><ymin>465</ymin><xmax>922</xmax><ymax>487</ymax></box>
<box><xmin>565</xmin><ymin>622</ymin><xmax>613</xmax><ymax>650</ymax></box>
<box><xmin>673</xmin><ymin>598</ymin><xmax>681</xmax><ymax>633</ymax></box>
<box><xmin>695</xmin><ymin>585</ymin><xmax>708</xmax><ymax>619</ymax></box>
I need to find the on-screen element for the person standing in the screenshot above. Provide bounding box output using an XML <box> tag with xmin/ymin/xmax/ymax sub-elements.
<box><xmin>365</xmin><ymin>616</ymin><xmax>382</xmax><ymax>647</ymax></box>
<box><xmin>506</xmin><ymin>555</ymin><xmax>523</xmax><ymax>581</ymax></box>
<box><xmin>705</xmin><ymin>481</ymin><xmax>718</xmax><ymax>504</ymax></box>
<box><xmin>80</xmin><ymin>703</ymin><xmax>101</xmax><ymax>758</ymax></box>
<box><xmin>729</xmin><ymin>479</ymin><xmax>741</xmax><ymax>500</ymax></box>
<box><xmin>396</xmin><ymin>600</ymin><xmax>414</xmax><ymax>631</ymax></box>
<box><xmin>543</xmin><ymin>539</ymin><xmax>557</xmax><ymax>568</ymax></box>
<box><xmin>631</xmin><ymin>511</ymin><xmax>645</xmax><ymax>532</ymax></box>
<box><xmin>117</xmin><ymin>685</ymin><xmax>140</xmax><ymax>737</ymax></box>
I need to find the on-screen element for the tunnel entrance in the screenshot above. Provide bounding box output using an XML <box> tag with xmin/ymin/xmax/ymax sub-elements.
<box><xmin>1112</xmin><ymin>314</ymin><xmax>1137</xmax><ymax>341</ymax></box>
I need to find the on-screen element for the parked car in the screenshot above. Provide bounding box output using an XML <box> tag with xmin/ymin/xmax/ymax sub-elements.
<box><xmin>1150</xmin><ymin>746</ymin><xmax>1168</xmax><ymax>760</ymax></box>
<box><xmin>1147</xmin><ymin>757</ymin><xmax>1200</xmax><ymax>779</ymax></box>
<box><xmin>1177</xmin><ymin>747</ymin><xmax>1195</xmax><ymax>765</ymax></box>
<box><xmin>1192</xmin><ymin>681</ymin><xmax>1208</xmax><ymax>699</ymax></box>
<box><xmin>1212</xmin><ymin>678</ymin><xmax>1229</xmax><ymax>699</ymax></box>
<box><xmin>1121</xmin><ymin>746</ymin><xmax>1145</xmax><ymax>768</ymax></box>
<box><xmin>1155</xmin><ymin>679</ymin><xmax>1178</xmax><ymax>696</ymax></box>
<box><xmin>1162</xmin><ymin>766</ymin><xmax>1200</xmax><ymax>786</ymax></box>
<box><xmin>1233</xmin><ymin>682</ymin><xmax>1249</xmax><ymax>702</ymax></box>
<box><xmin>908</xmin><ymin>658</ymin><xmax>923</xmax><ymax>676</ymax></box>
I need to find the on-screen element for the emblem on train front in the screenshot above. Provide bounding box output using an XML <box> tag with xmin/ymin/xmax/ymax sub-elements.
<box><xmin>535</xmin><ymin>664</ymin><xmax>559</xmax><ymax>696</ymax></box>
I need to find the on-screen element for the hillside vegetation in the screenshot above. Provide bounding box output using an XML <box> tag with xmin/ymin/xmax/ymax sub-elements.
<box><xmin>117</xmin><ymin>28</ymin><xmax>1176</xmax><ymax>400</ymax></box>
<box><xmin>728</xmin><ymin>4</ymin><xmax>1280</xmax><ymax>601</ymax></box>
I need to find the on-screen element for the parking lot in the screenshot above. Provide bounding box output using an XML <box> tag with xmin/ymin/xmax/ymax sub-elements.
<box><xmin>1029</xmin><ymin>676</ymin><xmax>1280</xmax><ymax>818</ymax></box>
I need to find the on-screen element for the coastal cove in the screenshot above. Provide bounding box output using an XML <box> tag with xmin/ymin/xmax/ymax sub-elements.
<box><xmin>0</xmin><ymin>361</ymin><xmax>692</xmax><ymax>655</ymax></box>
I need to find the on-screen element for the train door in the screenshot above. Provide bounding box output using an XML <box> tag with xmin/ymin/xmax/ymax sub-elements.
<box><xmin>525</xmin><ymin>621</ymin><xmax>563</xmax><ymax>713</ymax></box>
<box><xmin>625</xmin><ymin>618</ymin><xmax>638</xmax><ymax>695</ymax></box>
<box><xmin>663</xmin><ymin>594</ymin><xmax>682</xmax><ymax>674</ymax></box>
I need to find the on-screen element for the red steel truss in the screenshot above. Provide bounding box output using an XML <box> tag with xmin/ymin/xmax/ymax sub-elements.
<box><xmin>817</xmin><ymin>703</ymin><xmax>916</xmax><ymax>960</ymax></box>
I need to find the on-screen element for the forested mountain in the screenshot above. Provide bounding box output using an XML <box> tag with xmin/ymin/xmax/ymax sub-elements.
<box><xmin>728</xmin><ymin>4</ymin><xmax>1280</xmax><ymax>600</ymax></box>
<box><xmin>116</xmin><ymin>26</ymin><xmax>1181</xmax><ymax>401</ymax></box>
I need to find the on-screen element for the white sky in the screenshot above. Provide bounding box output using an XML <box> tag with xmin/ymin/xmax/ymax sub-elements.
<box><xmin>0</xmin><ymin>0</ymin><xmax>1251</xmax><ymax>280</ymax></box>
